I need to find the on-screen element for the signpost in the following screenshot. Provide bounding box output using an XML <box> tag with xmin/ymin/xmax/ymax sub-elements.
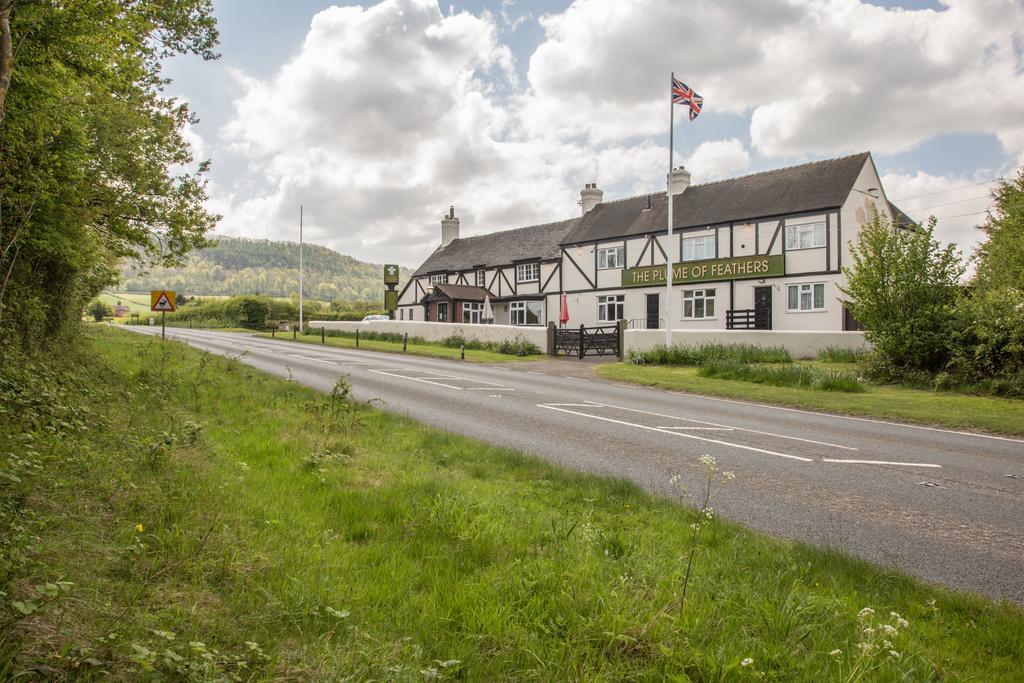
<box><xmin>150</xmin><ymin>290</ymin><xmax>176</xmax><ymax>339</ymax></box>
<box><xmin>383</xmin><ymin>264</ymin><xmax>400</xmax><ymax>319</ymax></box>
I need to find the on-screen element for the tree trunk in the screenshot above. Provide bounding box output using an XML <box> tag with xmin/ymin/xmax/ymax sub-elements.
<box><xmin>0</xmin><ymin>1</ymin><xmax>14</xmax><ymax>126</ymax></box>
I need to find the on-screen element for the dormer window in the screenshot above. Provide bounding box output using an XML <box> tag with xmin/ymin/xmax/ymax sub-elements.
<box><xmin>429</xmin><ymin>274</ymin><xmax>448</xmax><ymax>284</ymax></box>
<box><xmin>516</xmin><ymin>263</ymin><xmax>539</xmax><ymax>283</ymax></box>
<box><xmin>475</xmin><ymin>269</ymin><xmax>486</xmax><ymax>287</ymax></box>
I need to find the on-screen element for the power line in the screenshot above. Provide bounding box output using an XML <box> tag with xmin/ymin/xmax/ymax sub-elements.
<box><xmin>905</xmin><ymin>194</ymin><xmax>993</xmax><ymax>212</ymax></box>
<box><xmin>921</xmin><ymin>209</ymin><xmax>990</xmax><ymax>221</ymax></box>
<box><xmin>890</xmin><ymin>178</ymin><xmax>1000</xmax><ymax>202</ymax></box>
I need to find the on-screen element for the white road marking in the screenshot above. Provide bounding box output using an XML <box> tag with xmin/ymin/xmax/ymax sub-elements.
<box><xmin>823</xmin><ymin>458</ymin><xmax>942</xmax><ymax>468</ymax></box>
<box><xmin>657</xmin><ymin>426</ymin><xmax>735</xmax><ymax>431</ymax></box>
<box><xmin>651</xmin><ymin>391</ymin><xmax>1024</xmax><ymax>444</ymax></box>
<box><xmin>537</xmin><ymin>404</ymin><xmax>813</xmax><ymax>462</ymax></box>
<box><xmin>368</xmin><ymin>369</ymin><xmax>463</xmax><ymax>390</ymax></box>
<box><xmin>289</xmin><ymin>354</ymin><xmax>339</xmax><ymax>365</ymax></box>
<box><xmin>543</xmin><ymin>403</ymin><xmax>609</xmax><ymax>408</ymax></box>
<box><xmin>583</xmin><ymin>401</ymin><xmax>858</xmax><ymax>451</ymax></box>
<box><xmin>467</xmin><ymin>386</ymin><xmax>514</xmax><ymax>391</ymax></box>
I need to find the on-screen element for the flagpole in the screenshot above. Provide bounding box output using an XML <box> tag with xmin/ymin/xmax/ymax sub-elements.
<box><xmin>299</xmin><ymin>205</ymin><xmax>304</xmax><ymax>333</ymax></box>
<box><xmin>666</xmin><ymin>72</ymin><xmax>674</xmax><ymax>347</ymax></box>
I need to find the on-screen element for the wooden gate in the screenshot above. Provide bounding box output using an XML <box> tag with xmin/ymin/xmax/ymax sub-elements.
<box><xmin>554</xmin><ymin>323</ymin><xmax>621</xmax><ymax>358</ymax></box>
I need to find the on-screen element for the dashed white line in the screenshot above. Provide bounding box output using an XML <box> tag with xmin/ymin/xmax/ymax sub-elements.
<box><xmin>368</xmin><ymin>369</ymin><xmax>463</xmax><ymax>390</ymax></box>
<box><xmin>537</xmin><ymin>404</ymin><xmax>812</xmax><ymax>462</ymax></box>
<box><xmin>657</xmin><ymin>426</ymin><xmax>735</xmax><ymax>432</ymax></box>
<box><xmin>289</xmin><ymin>354</ymin><xmax>339</xmax><ymax>365</ymax></box>
<box><xmin>823</xmin><ymin>458</ymin><xmax>942</xmax><ymax>468</ymax></box>
<box><xmin>583</xmin><ymin>401</ymin><xmax>858</xmax><ymax>451</ymax></box>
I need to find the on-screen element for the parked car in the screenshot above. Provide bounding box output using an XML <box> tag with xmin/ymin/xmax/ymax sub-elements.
<box><xmin>361</xmin><ymin>314</ymin><xmax>391</xmax><ymax>321</ymax></box>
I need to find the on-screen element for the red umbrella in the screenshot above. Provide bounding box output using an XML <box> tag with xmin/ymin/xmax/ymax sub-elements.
<box><xmin>559</xmin><ymin>292</ymin><xmax>569</xmax><ymax>327</ymax></box>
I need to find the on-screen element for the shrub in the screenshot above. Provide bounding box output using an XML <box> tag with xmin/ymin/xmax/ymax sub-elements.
<box><xmin>495</xmin><ymin>338</ymin><xmax>542</xmax><ymax>356</ymax></box>
<box><xmin>697</xmin><ymin>359</ymin><xmax>864</xmax><ymax>392</ymax></box>
<box><xmin>627</xmin><ymin>343</ymin><xmax>792</xmax><ymax>366</ymax></box>
<box><xmin>840</xmin><ymin>212</ymin><xmax>965</xmax><ymax>374</ymax></box>
<box><xmin>87</xmin><ymin>300</ymin><xmax>111</xmax><ymax>322</ymax></box>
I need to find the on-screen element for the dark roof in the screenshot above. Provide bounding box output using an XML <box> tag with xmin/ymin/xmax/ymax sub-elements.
<box><xmin>423</xmin><ymin>283</ymin><xmax>491</xmax><ymax>302</ymax></box>
<box><xmin>413</xmin><ymin>217</ymin><xmax>578</xmax><ymax>276</ymax></box>
<box><xmin>888</xmin><ymin>201</ymin><xmax>919</xmax><ymax>229</ymax></box>
<box><xmin>561</xmin><ymin>153</ymin><xmax>871</xmax><ymax>244</ymax></box>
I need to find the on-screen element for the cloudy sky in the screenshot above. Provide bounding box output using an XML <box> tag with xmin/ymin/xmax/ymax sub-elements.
<box><xmin>164</xmin><ymin>0</ymin><xmax>1024</xmax><ymax>267</ymax></box>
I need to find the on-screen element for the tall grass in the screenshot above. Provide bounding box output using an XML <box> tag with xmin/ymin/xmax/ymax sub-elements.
<box><xmin>698</xmin><ymin>359</ymin><xmax>865</xmax><ymax>392</ymax></box>
<box><xmin>627</xmin><ymin>342</ymin><xmax>792</xmax><ymax>366</ymax></box>
<box><xmin>817</xmin><ymin>346</ymin><xmax>866</xmax><ymax>363</ymax></box>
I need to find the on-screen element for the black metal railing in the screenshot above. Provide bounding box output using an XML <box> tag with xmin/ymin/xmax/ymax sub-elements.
<box><xmin>554</xmin><ymin>324</ymin><xmax>621</xmax><ymax>358</ymax></box>
<box><xmin>726</xmin><ymin>308</ymin><xmax>771</xmax><ymax>330</ymax></box>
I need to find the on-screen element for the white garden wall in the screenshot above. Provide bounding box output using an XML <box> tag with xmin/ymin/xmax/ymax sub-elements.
<box><xmin>624</xmin><ymin>329</ymin><xmax>868</xmax><ymax>359</ymax></box>
<box><xmin>311</xmin><ymin>320</ymin><xmax>548</xmax><ymax>348</ymax></box>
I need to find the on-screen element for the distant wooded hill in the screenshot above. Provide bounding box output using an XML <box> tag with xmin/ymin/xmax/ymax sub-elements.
<box><xmin>115</xmin><ymin>236</ymin><xmax>412</xmax><ymax>302</ymax></box>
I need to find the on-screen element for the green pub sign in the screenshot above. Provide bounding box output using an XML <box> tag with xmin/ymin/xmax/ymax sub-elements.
<box><xmin>384</xmin><ymin>290</ymin><xmax>398</xmax><ymax>311</ymax></box>
<box><xmin>621</xmin><ymin>254</ymin><xmax>784</xmax><ymax>288</ymax></box>
<box><xmin>383</xmin><ymin>264</ymin><xmax>400</xmax><ymax>285</ymax></box>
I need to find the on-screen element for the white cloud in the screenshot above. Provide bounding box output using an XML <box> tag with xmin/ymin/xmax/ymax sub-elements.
<box><xmin>686</xmin><ymin>139</ymin><xmax>752</xmax><ymax>182</ymax></box>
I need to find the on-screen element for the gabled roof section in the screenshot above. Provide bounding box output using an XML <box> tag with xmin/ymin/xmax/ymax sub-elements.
<box><xmin>888</xmin><ymin>201</ymin><xmax>919</xmax><ymax>230</ymax></box>
<box><xmin>425</xmin><ymin>283</ymin><xmax>491</xmax><ymax>302</ymax></box>
<box><xmin>413</xmin><ymin>217</ymin><xmax>578</xmax><ymax>276</ymax></box>
<box><xmin>561</xmin><ymin>153</ymin><xmax>872</xmax><ymax>244</ymax></box>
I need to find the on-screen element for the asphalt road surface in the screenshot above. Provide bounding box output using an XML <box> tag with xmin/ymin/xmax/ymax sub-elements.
<box><xmin>126</xmin><ymin>326</ymin><xmax>1024</xmax><ymax>602</ymax></box>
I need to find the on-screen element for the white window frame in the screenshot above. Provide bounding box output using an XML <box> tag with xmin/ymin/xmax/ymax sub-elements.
<box><xmin>682</xmin><ymin>234</ymin><xmax>716</xmax><ymax>261</ymax></box>
<box><xmin>597</xmin><ymin>294</ymin><xmax>625</xmax><ymax>322</ymax></box>
<box><xmin>510</xmin><ymin>300</ymin><xmax>542</xmax><ymax>325</ymax></box>
<box><xmin>787</xmin><ymin>282</ymin><xmax>827</xmax><ymax>312</ymax></box>
<box><xmin>429</xmin><ymin>273</ymin><xmax>448</xmax><ymax>284</ymax></box>
<box><xmin>515</xmin><ymin>262</ymin><xmax>540</xmax><ymax>283</ymax></box>
<box><xmin>475</xmin><ymin>269</ymin><xmax>486</xmax><ymax>287</ymax></box>
<box><xmin>785</xmin><ymin>221</ymin><xmax>826</xmax><ymax>250</ymax></box>
<box><xmin>436</xmin><ymin>302</ymin><xmax>449</xmax><ymax>322</ymax></box>
<box><xmin>597</xmin><ymin>246</ymin><xmax>625</xmax><ymax>270</ymax></box>
<box><xmin>682</xmin><ymin>288</ymin><xmax>717</xmax><ymax>320</ymax></box>
<box><xmin>462</xmin><ymin>301</ymin><xmax>483</xmax><ymax>324</ymax></box>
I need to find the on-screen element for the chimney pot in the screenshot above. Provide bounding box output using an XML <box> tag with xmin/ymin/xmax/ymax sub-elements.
<box><xmin>579</xmin><ymin>182</ymin><xmax>603</xmax><ymax>215</ymax></box>
<box><xmin>669</xmin><ymin>166</ymin><xmax>691</xmax><ymax>196</ymax></box>
<box><xmin>441</xmin><ymin>206</ymin><xmax>460</xmax><ymax>247</ymax></box>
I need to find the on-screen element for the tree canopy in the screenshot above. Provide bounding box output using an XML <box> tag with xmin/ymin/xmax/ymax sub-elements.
<box><xmin>0</xmin><ymin>0</ymin><xmax>220</xmax><ymax>344</ymax></box>
<box><xmin>972</xmin><ymin>169</ymin><xmax>1024</xmax><ymax>292</ymax></box>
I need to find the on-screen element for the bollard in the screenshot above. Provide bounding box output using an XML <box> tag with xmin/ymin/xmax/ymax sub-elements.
<box><xmin>460</xmin><ymin>342</ymin><xmax>465</xmax><ymax>361</ymax></box>
<box><xmin>579</xmin><ymin>324</ymin><xmax>585</xmax><ymax>360</ymax></box>
<box><xmin>321</xmin><ymin>326</ymin><xmax>325</xmax><ymax>344</ymax></box>
<box><xmin>403</xmin><ymin>333</ymin><xmax>408</xmax><ymax>352</ymax></box>
<box><xmin>272</xmin><ymin>328</ymin><xmax>275</xmax><ymax>338</ymax></box>
<box><xmin>356</xmin><ymin>329</ymin><xmax>360</xmax><ymax>348</ymax></box>
<box><xmin>293</xmin><ymin>327</ymin><xmax>296</xmax><ymax>340</ymax></box>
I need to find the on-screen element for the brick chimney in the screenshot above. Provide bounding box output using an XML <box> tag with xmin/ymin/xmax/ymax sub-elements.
<box><xmin>669</xmin><ymin>166</ymin><xmax>691</xmax><ymax>196</ymax></box>
<box><xmin>580</xmin><ymin>182</ymin><xmax>603</xmax><ymax>214</ymax></box>
<box><xmin>440</xmin><ymin>205</ymin><xmax>459</xmax><ymax>247</ymax></box>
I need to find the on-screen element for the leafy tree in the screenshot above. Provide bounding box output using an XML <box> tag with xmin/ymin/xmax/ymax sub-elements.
<box><xmin>840</xmin><ymin>212</ymin><xmax>965</xmax><ymax>374</ymax></box>
<box><xmin>972</xmin><ymin>169</ymin><xmax>1024</xmax><ymax>291</ymax></box>
<box><xmin>0</xmin><ymin>0</ymin><xmax>220</xmax><ymax>345</ymax></box>
<box><xmin>87</xmin><ymin>300</ymin><xmax>110</xmax><ymax>322</ymax></box>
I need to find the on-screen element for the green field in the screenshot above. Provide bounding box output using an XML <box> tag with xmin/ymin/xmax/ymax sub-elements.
<box><xmin>255</xmin><ymin>330</ymin><xmax>548</xmax><ymax>363</ymax></box>
<box><xmin>1</xmin><ymin>326</ymin><xmax>1021</xmax><ymax>679</ymax></box>
<box><xmin>598</xmin><ymin>362</ymin><xmax>1024</xmax><ymax>436</ymax></box>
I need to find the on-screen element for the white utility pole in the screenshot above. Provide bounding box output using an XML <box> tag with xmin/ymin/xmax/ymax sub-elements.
<box><xmin>299</xmin><ymin>205</ymin><xmax>304</xmax><ymax>332</ymax></box>
<box><xmin>666</xmin><ymin>72</ymin><xmax>675</xmax><ymax>347</ymax></box>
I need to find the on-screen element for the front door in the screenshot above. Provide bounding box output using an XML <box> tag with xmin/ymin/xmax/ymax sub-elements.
<box><xmin>646</xmin><ymin>293</ymin><xmax>660</xmax><ymax>329</ymax></box>
<box><xmin>753</xmin><ymin>286</ymin><xmax>772</xmax><ymax>329</ymax></box>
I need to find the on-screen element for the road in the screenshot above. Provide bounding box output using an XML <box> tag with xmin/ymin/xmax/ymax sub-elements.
<box><xmin>126</xmin><ymin>326</ymin><xmax>1024</xmax><ymax>602</ymax></box>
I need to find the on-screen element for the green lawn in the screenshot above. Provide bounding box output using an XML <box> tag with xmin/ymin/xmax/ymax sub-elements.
<box><xmin>598</xmin><ymin>362</ymin><xmax>1024</xmax><ymax>436</ymax></box>
<box><xmin>97</xmin><ymin>291</ymin><xmax>151</xmax><ymax>316</ymax></box>
<box><xmin>254</xmin><ymin>330</ymin><xmax>547</xmax><ymax>363</ymax></box>
<box><xmin>1</xmin><ymin>326</ymin><xmax>1021</xmax><ymax>679</ymax></box>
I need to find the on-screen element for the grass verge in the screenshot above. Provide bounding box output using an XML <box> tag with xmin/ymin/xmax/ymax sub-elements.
<box><xmin>597</xmin><ymin>363</ymin><xmax>1024</xmax><ymax>436</ymax></box>
<box><xmin>253</xmin><ymin>330</ymin><xmax>547</xmax><ymax>363</ymax></box>
<box><xmin>1</xmin><ymin>327</ymin><xmax>1021</xmax><ymax>679</ymax></box>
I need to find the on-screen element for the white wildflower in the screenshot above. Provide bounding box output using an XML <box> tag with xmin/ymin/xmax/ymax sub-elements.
<box><xmin>699</xmin><ymin>454</ymin><xmax>716</xmax><ymax>469</ymax></box>
<box><xmin>857</xmin><ymin>643</ymin><xmax>872</xmax><ymax>653</ymax></box>
<box><xmin>703</xmin><ymin>507</ymin><xmax>714</xmax><ymax>520</ymax></box>
<box><xmin>670</xmin><ymin>474</ymin><xmax>681</xmax><ymax>486</ymax></box>
<box><xmin>896</xmin><ymin>616</ymin><xmax>909</xmax><ymax>629</ymax></box>
<box><xmin>690</xmin><ymin>522</ymin><xmax>701</xmax><ymax>532</ymax></box>
<box><xmin>881</xmin><ymin>624</ymin><xmax>898</xmax><ymax>636</ymax></box>
<box><xmin>828</xmin><ymin>649</ymin><xmax>842</xmax><ymax>659</ymax></box>
<box><xmin>889</xmin><ymin>650</ymin><xmax>901</xmax><ymax>660</ymax></box>
<box><xmin>740</xmin><ymin>657</ymin><xmax>753</xmax><ymax>667</ymax></box>
<box><xmin>722</xmin><ymin>471</ymin><xmax>736</xmax><ymax>481</ymax></box>
<box><xmin>883</xmin><ymin>639</ymin><xmax>892</xmax><ymax>649</ymax></box>
<box><xmin>863</xmin><ymin>627</ymin><xmax>875</xmax><ymax>636</ymax></box>
<box><xmin>857</xmin><ymin>607</ymin><xmax>875</xmax><ymax>621</ymax></box>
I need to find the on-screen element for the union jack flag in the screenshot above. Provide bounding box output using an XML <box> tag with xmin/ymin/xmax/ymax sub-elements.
<box><xmin>672</xmin><ymin>78</ymin><xmax>703</xmax><ymax>121</ymax></box>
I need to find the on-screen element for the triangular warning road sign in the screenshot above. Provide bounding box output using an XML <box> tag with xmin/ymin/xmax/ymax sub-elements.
<box><xmin>151</xmin><ymin>291</ymin><xmax>176</xmax><ymax>312</ymax></box>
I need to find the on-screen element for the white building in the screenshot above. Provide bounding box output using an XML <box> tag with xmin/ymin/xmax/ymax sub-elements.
<box><xmin>397</xmin><ymin>152</ymin><xmax>912</xmax><ymax>331</ymax></box>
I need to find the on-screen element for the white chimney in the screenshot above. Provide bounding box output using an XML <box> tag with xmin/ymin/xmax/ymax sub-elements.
<box><xmin>440</xmin><ymin>205</ymin><xmax>460</xmax><ymax>247</ymax></box>
<box><xmin>669</xmin><ymin>166</ymin><xmax>691</xmax><ymax>196</ymax></box>
<box><xmin>580</xmin><ymin>182</ymin><xmax>603</xmax><ymax>214</ymax></box>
